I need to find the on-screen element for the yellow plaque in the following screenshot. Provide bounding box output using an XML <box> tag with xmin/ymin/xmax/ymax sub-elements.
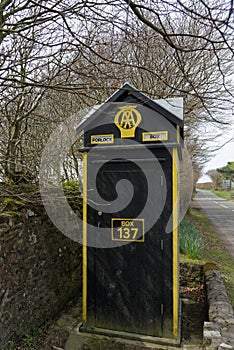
<box><xmin>111</xmin><ymin>218</ymin><xmax>144</xmax><ymax>242</ymax></box>
<box><xmin>91</xmin><ymin>134</ymin><xmax>114</xmax><ymax>144</ymax></box>
<box><xmin>114</xmin><ymin>105</ymin><xmax>142</xmax><ymax>138</ymax></box>
<box><xmin>142</xmin><ymin>131</ymin><xmax>168</xmax><ymax>142</ymax></box>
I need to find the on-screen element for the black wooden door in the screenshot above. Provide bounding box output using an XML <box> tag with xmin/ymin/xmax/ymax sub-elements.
<box><xmin>86</xmin><ymin>153</ymin><xmax>171</xmax><ymax>337</ymax></box>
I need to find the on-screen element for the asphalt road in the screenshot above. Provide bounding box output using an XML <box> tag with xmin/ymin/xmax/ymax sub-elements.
<box><xmin>192</xmin><ymin>189</ymin><xmax>234</xmax><ymax>260</ymax></box>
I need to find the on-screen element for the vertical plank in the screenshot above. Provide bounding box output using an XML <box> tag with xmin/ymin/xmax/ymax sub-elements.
<box><xmin>172</xmin><ymin>147</ymin><xmax>179</xmax><ymax>339</ymax></box>
<box><xmin>82</xmin><ymin>152</ymin><xmax>87</xmax><ymax>324</ymax></box>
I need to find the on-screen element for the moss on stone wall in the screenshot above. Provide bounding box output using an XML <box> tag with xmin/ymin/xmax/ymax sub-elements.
<box><xmin>0</xmin><ymin>184</ymin><xmax>82</xmax><ymax>349</ymax></box>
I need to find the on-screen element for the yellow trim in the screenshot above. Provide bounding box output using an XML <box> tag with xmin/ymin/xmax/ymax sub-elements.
<box><xmin>111</xmin><ymin>218</ymin><xmax>145</xmax><ymax>242</ymax></box>
<box><xmin>172</xmin><ymin>148</ymin><xmax>179</xmax><ymax>339</ymax></box>
<box><xmin>142</xmin><ymin>131</ymin><xmax>168</xmax><ymax>142</ymax></box>
<box><xmin>176</xmin><ymin>126</ymin><xmax>180</xmax><ymax>143</ymax></box>
<box><xmin>91</xmin><ymin>134</ymin><xmax>114</xmax><ymax>144</ymax></box>
<box><xmin>82</xmin><ymin>152</ymin><xmax>87</xmax><ymax>323</ymax></box>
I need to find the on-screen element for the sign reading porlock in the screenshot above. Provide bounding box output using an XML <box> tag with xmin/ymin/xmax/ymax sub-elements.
<box><xmin>91</xmin><ymin>134</ymin><xmax>114</xmax><ymax>144</ymax></box>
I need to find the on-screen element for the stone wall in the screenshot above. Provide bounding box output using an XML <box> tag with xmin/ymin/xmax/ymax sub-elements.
<box><xmin>179</xmin><ymin>147</ymin><xmax>194</xmax><ymax>216</ymax></box>
<box><xmin>203</xmin><ymin>268</ymin><xmax>234</xmax><ymax>349</ymax></box>
<box><xmin>180</xmin><ymin>262</ymin><xmax>204</xmax><ymax>287</ymax></box>
<box><xmin>0</xmin><ymin>210</ymin><xmax>82</xmax><ymax>349</ymax></box>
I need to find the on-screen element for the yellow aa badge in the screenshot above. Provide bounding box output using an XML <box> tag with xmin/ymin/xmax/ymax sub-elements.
<box><xmin>114</xmin><ymin>105</ymin><xmax>142</xmax><ymax>138</ymax></box>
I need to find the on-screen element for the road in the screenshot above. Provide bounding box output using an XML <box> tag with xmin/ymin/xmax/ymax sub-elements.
<box><xmin>192</xmin><ymin>189</ymin><xmax>234</xmax><ymax>259</ymax></box>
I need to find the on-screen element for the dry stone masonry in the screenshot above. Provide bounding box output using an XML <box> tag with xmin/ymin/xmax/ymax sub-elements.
<box><xmin>0</xmin><ymin>209</ymin><xmax>82</xmax><ymax>350</ymax></box>
<box><xmin>204</xmin><ymin>269</ymin><xmax>234</xmax><ymax>349</ymax></box>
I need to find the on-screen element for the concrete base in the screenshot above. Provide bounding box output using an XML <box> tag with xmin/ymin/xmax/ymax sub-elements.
<box><xmin>80</xmin><ymin>324</ymin><xmax>180</xmax><ymax>347</ymax></box>
<box><xmin>65</xmin><ymin>325</ymin><xmax>200</xmax><ymax>350</ymax></box>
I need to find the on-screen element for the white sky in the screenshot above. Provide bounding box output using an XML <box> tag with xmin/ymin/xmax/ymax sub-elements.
<box><xmin>198</xmin><ymin>113</ymin><xmax>234</xmax><ymax>182</ymax></box>
<box><xmin>198</xmin><ymin>137</ymin><xmax>234</xmax><ymax>183</ymax></box>
<box><xmin>202</xmin><ymin>118</ymin><xmax>234</xmax><ymax>175</ymax></box>
<box><xmin>204</xmin><ymin>140</ymin><xmax>234</xmax><ymax>171</ymax></box>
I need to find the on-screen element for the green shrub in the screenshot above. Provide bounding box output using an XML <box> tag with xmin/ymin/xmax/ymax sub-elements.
<box><xmin>62</xmin><ymin>180</ymin><xmax>80</xmax><ymax>191</ymax></box>
<box><xmin>62</xmin><ymin>180</ymin><xmax>82</xmax><ymax>216</ymax></box>
<box><xmin>180</xmin><ymin>218</ymin><xmax>205</xmax><ymax>259</ymax></box>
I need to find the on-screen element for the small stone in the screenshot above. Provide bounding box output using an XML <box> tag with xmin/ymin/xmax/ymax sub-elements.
<box><xmin>218</xmin><ymin>343</ymin><xmax>233</xmax><ymax>350</ymax></box>
<box><xmin>204</xmin><ymin>330</ymin><xmax>221</xmax><ymax>338</ymax></box>
<box><xmin>28</xmin><ymin>233</ymin><xmax>37</xmax><ymax>244</ymax></box>
<box><xmin>181</xmin><ymin>298</ymin><xmax>197</xmax><ymax>305</ymax></box>
<box><xmin>226</xmin><ymin>318</ymin><xmax>234</xmax><ymax>324</ymax></box>
<box><xmin>204</xmin><ymin>321</ymin><xmax>216</xmax><ymax>329</ymax></box>
<box><xmin>27</xmin><ymin>209</ymin><xmax>35</xmax><ymax>217</ymax></box>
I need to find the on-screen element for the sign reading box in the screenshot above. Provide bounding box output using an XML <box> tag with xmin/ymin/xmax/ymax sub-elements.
<box><xmin>142</xmin><ymin>131</ymin><xmax>168</xmax><ymax>142</ymax></box>
<box><xmin>112</xmin><ymin>218</ymin><xmax>144</xmax><ymax>242</ymax></box>
<box><xmin>91</xmin><ymin>134</ymin><xmax>114</xmax><ymax>144</ymax></box>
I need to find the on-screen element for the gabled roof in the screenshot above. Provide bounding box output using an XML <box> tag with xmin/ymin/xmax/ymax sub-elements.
<box><xmin>77</xmin><ymin>82</ymin><xmax>183</xmax><ymax>132</ymax></box>
<box><xmin>105</xmin><ymin>83</ymin><xmax>183</xmax><ymax>126</ymax></box>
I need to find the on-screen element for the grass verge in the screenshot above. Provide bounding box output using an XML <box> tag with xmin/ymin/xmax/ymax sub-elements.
<box><xmin>185</xmin><ymin>207</ymin><xmax>234</xmax><ymax>306</ymax></box>
<box><xmin>212</xmin><ymin>190</ymin><xmax>234</xmax><ymax>201</ymax></box>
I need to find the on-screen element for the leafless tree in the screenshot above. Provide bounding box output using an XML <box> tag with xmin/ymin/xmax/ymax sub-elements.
<box><xmin>207</xmin><ymin>169</ymin><xmax>223</xmax><ymax>189</ymax></box>
<box><xmin>1</xmin><ymin>1</ymin><xmax>233</xmax><ymax>96</ymax></box>
<box><xmin>0</xmin><ymin>1</ymin><xmax>233</xmax><ymax>182</ymax></box>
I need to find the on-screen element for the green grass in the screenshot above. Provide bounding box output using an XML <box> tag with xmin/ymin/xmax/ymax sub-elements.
<box><xmin>180</xmin><ymin>218</ymin><xmax>205</xmax><ymax>259</ymax></box>
<box><xmin>186</xmin><ymin>208</ymin><xmax>234</xmax><ymax>306</ymax></box>
<box><xmin>212</xmin><ymin>190</ymin><xmax>234</xmax><ymax>201</ymax></box>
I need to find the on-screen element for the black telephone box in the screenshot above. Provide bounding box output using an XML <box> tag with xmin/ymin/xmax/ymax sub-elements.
<box><xmin>79</xmin><ymin>83</ymin><xmax>183</xmax><ymax>345</ymax></box>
